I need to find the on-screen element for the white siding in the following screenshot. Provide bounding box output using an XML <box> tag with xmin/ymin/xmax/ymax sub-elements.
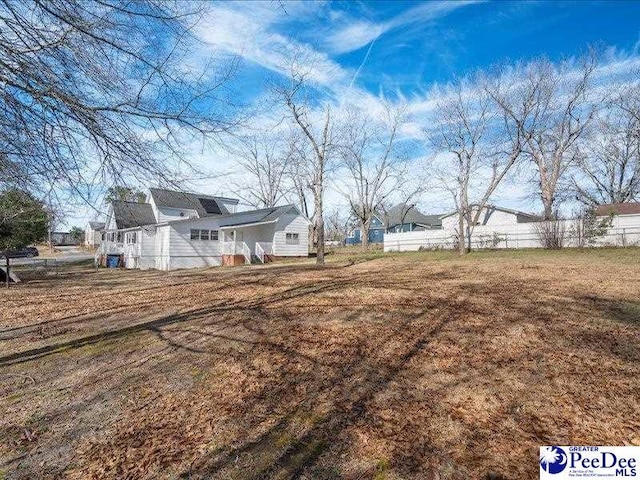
<box><xmin>273</xmin><ymin>214</ymin><xmax>309</xmax><ymax>257</ymax></box>
<box><xmin>441</xmin><ymin>207</ymin><xmax>519</xmax><ymax>230</ymax></box>
<box><xmin>139</xmin><ymin>227</ymin><xmax>156</xmax><ymax>270</ymax></box>
<box><xmin>166</xmin><ymin>219</ymin><xmax>223</xmax><ymax>270</ymax></box>
<box><xmin>219</xmin><ymin>199</ymin><xmax>238</xmax><ymax>214</ymax></box>
<box><xmin>156</xmin><ymin>206</ymin><xmax>199</xmax><ymax>222</ymax></box>
<box><xmin>155</xmin><ymin>225</ymin><xmax>170</xmax><ymax>271</ymax></box>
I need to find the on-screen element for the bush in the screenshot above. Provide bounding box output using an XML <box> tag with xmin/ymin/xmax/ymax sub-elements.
<box><xmin>534</xmin><ymin>218</ymin><xmax>566</xmax><ymax>249</ymax></box>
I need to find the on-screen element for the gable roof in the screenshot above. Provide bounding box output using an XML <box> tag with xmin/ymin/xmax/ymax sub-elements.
<box><xmin>382</xmin><ymin>204</ymin><xmax>443</xmax><ymax>227</ymax></box>
<box><xmin>440</xmin><ymin>204</ymin><xmax>540</xmax><ymax>222</ymax></box>
<box><xmin>88</xmin><ymin>221</ymin><xmax>105</xmax><ymax>230</ymax></box>
<box><xmin>156</xmin><ymin>204</ymin><xmax>309</xmax><ymax>229</ymax></box>
<box><xmin>219</xmin><ymin>205</ymin><xmax>303</xmax><ymax>227</ymax></box>
<box><xmin>595</xmin><ymin>202</ymin><xmax>640</xmax><ymax>216</ymax></box>
<box><xmin>149</xmin><ymin>187</ymin><xmax>237</xmax><ymax>217</ymax></box>
<box><xmin>111</xmin><ymin>201</ymin><xmax>156</xmax><ymax>229</ymax></box>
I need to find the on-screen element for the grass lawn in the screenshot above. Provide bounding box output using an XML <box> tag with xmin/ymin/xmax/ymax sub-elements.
<box><xmin>1</xmin><ymin>248</ymin><xmax>639</xmax><ymax>479</ymax></box>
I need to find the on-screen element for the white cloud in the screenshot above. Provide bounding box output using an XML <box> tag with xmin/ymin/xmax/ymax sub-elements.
<box><xmin>323</xmin><ymin>1</ymin><xmax>482</xmax><ymax>55</ymax></box>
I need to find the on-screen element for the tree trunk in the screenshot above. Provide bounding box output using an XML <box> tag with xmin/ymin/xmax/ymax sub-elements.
<box><xmin>466</xmin><ymin>224</ymin><xmax>472</xmax><ymax>253</ymax></box>
<box><xmin>5</xmin><ymin>254</ymin><xmax>9</xmax><ymax>289</ymax></box>
<box><xmin>361</xmin><ymin>219</ymin><xmax>370</xmax><ymax>250</ymax></box>
<box><xmin>542</xmin><ymin>195</ymin><xmax>555</xmax><ymax>221</ymax></box>
<box><xmin>315</xmin><ymin>194</ymin><xmax>324</xmax><ymax>265</ymax></box>
<box><xmin>458</xmin><ymin>212</ymin><xmax>466</xmax><ymax>255</ymax></box>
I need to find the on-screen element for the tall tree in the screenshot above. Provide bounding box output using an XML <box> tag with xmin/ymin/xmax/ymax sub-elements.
<box><xmin>488</xmin><ymin>55</ymin><xmax>598</xmax><ymax>219</ymax></box>
<box><xmin>430</xmin><ymin>79</ymin><xmax>526</xmax><ymax>254</ymax></box>
<box><xmin>0</xmin><ymin>188</ymin><xmax>48</xmax><ymax>287</ymax></box>
<box><xmin>275</xmin><ymin>58</ymin><xmax>335</xmax><ymax>265</ymax></box>
<box><xmin>0</xmin><ymin>0</ymin><xmax>236</xmax><ymax>199</ymax></box>
<box><xmin>574</xmin><ymin>86</ymin><xmax>640</xmax><ymax>205</ymax></box>
<box><xmin>338</xmin><ymin>103</ymin><xmax>406</xmax><ymax>249</ymax></box>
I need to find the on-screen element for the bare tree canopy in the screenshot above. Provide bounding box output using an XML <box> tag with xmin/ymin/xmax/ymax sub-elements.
<box><xmin>0</xmin><ymin>0</ymin><xmax>236</xmax><ymax>200</ymax></box>
<box><xmin>574</xmin><ymin>84</ymin><xmax>640</xmax><ymax>205</ymax></box>
<box><xmin>274</xmin><ymin>54</ymin><xmax>335</xmax><ymax>265</ymax></box>
<box><xmin>337</xmin><ymin>102</ymin><xmax>407</xmax><ymax>248</ymax></box>
<box><xmin>431</xmin><ymin>78</ymin><xmax>526</xmax><ymax>254</ymax></box>
<box><xmin>487</xmin><ymin>54</ymin><xmax>598</xmax><ymax>219</ymax></box>
<box><xmin>232</xmin><ymin>133</ymin><xmax>290</xmax><ymax>208</ymax></box>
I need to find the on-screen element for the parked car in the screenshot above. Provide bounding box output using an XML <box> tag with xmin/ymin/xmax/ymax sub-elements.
<box><xmin>5</xmin><ymin>247</ymin><xmax>39</xmax><ymax>258</ymax></box>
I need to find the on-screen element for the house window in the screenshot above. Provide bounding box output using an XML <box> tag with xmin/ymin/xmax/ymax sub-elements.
<box><xmin>126</xmin><ymin>232</ymin><xmax>137</xmax><ymax>244</ymax></box>
<box><xmin>190</xmin><ymin>229</ymin><xmax>219</xmax><ymax>241</ymax></box>
<box><xmin>116</xmin><ymin>232</ymin><xmax>123</xmax><ymax>243</ymax></box>
<box><xmin>286</xmin><ymin>232</ymin><xmax>299</xmax><ymax>245</ymax></box>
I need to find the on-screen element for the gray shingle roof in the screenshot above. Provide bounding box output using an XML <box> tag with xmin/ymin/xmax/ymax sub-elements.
<box><xmin>149</xmin><ymin>187</ymin><xmax>234</xmax><ymax>217</ymax></box>
<box><xmin>383</xmin><ymin>204</ymin><xmax>443</xmax><ymax>227</ymax></box>
<box><xmin>88</xmin><ymin>221</ymin><xmax>105</xmax><ymax>230</ymax></box>
<box><xmin>111</xmin><ymin>201</ymin><xmax>156</xmax><ymax>229</ymax></box>
<box><xmin>218</xmin><ymin>205</ymin><xmax>299</xmax><ymax>227</ymax></box>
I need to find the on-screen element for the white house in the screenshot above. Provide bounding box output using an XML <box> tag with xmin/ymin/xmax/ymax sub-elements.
<box><xmin>97</xmin><ymin>188</ymin><xmax>310</xmax><ymax>270</ymax></box>
<box><xmin>386</xmin><ymin>202</ymin><xmax>640</xmax><ymax>251</ymax></box>
<box><xmin>440</xmin><ymin>204</ymin><xmax>540</xmax><ymax>230</ymax></box>
<box><xmin>84</xmin><ymin>221</ymin><xmax>105</xmax><ymax>247</ymax></box>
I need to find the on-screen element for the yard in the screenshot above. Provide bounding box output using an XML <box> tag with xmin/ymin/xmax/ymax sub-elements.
<box><xmin>1</xmin><ymin>249</ymin><xmax>639</xmax><ymax>479</ymax></box>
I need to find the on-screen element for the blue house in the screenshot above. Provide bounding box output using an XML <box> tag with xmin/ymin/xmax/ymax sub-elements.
<box><xmin>345</xmin><ymin>215</ymin><xmax>386</xmax><ymax>245</ymax></box>
<box><xmin>345</xmin><ymin>204</ymin><xmax>443</xmax><ymax>245</ymax></box>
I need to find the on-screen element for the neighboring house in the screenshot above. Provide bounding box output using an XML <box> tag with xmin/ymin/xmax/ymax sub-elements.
<box><xmin>97</xmin><ymin>188</ymin><xmax>310</xmax><ymax>270</ymax></box>
<box><xmin>50</xmin><ymin>231</ymin><xmax>82</xmax><ymax>246</ymax></box>
<box><xmin>345</xmin><ymin>214</ymin><xmax>385</xmax><ymax>245</ymax></box>
<box><xmin>594</xmin><ymin>202</ymin><xmax>640</xmax><ymax>217</ymax></box>
<box><xmin>382</xmin><ymin>204</ymin><xmax>443</xmax><ymax>233</ymax></box>
<box><xmin>346</xmin><ymin>204</ymin><xmax>442</xmax><ymax>244</ymax></box>
<box><xmin>85</xmin><ymin>221</ymin><xmax>105</xmax><ymax>247</ymax></box>
<box><xmin>440</xmin><ymin>204</ymin><xmax>539</xmax><ymax>231</ymax></box>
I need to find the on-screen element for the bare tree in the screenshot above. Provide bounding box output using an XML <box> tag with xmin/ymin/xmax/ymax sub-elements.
<box><xmin>574</xmin><ymin>87</ymin><xmax>640</xmax><ymax>205</ymax></box>
<box><xmin>325</xmin><ymin>207</ymin><xmax>352</xmax><ymax>245</ymax></box>
<box><xmin>0</xmin><ymin>0</ymin><xmax>237</xmax><ymax>203</ymax></box>
<box><xmin>430</xmin><ymin>79</ymin><xmax>525</xmax><ymax>254</ymax></box>
<box><xmin>274</xmin><ymin>58</ymin><xmax>335</xmax><ymax>265</ymax></box>
<box><xmin>337</xmin><ymin>102</ymin><xmax>406</xmax><ymax>249</ymax></box>
<box><xmin>488</xmin><ymin>55</ymin><xmax>598</xmax><ymax>219</ymax></box>
<box><xmin>232</xmin><ymin>133</ymin><xmax>290</xmax><ymax>208</ymax></box>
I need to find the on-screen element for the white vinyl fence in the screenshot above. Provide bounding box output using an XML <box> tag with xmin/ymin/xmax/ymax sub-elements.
<box><xmin>384</xmin><ymin>214</ymin><xmax>640</xmax><ymax>252</ymax></box>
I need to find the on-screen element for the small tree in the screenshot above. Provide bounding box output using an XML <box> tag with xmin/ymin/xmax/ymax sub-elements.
<box><xmin>0</xmin><ymin>189</ymin><xmax>48</xmax><ymax>287</ymax></box>
<box><xmin>570</xmin><ymin>207</ymin><xmax>614</xmax><ymax>247</ymax></box>
<box><xmin>534</xmin><ymin>215</ymin><xmax>566</xmax><ymax>249</ymax></box>
<box><xmin>325</xmin><ymin>208</ymin><xmax>353</xmax><ymax>246</ymax></box>
<box><xmin>69</xmin><ymin>226</ymin><xmax>84</xmax><ymax>244</ymax></box>
<box><xmin>105</xmin><ymin>187</ymin><xmax>146</xmax><ymax>204</ymax></box>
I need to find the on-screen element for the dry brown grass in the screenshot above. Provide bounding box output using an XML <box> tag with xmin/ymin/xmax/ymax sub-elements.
<box><xmin>1</xmin><ymin>249</ymin><xmax>639</xmax><ymax>479</ymax></box>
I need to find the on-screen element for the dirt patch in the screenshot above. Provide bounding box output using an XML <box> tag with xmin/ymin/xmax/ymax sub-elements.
<box><xmin>1</xmin><ymin>249</ymin><xmax>639</xmax><ymax>479</ymax></box>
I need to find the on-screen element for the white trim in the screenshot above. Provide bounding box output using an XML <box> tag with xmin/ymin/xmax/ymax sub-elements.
<box><xmin>218</xmin><ymin>219</ymin><xmax>279</xmax><ymax>230</ymax></box>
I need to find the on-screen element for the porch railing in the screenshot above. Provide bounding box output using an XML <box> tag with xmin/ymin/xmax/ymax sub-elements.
<box><xmin>221</xmin><ymin>241</ymin><xmax>251</xmax><ymax>264</ymax></box>
<box><xmin>255</xmin><ymin>242</ymin><xmax>273</xmax><ymax>263</ymax></box>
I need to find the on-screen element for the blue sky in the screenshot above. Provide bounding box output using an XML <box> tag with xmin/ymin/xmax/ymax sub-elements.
<box><xmin>200</xmin><ymin>0</ymin><xmax>640</xmax><ymax>103</ymax></box>
<box><xmin>70</xmin><ymin>0</ymin><xmax>640</xmax><ymax>227</ymax></box>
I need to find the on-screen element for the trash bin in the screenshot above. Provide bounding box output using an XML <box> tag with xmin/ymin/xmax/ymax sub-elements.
<box><xmin>106</xmin><ymin>254</ymin><xmax>120</xmax><ymax>268</ymax></box>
